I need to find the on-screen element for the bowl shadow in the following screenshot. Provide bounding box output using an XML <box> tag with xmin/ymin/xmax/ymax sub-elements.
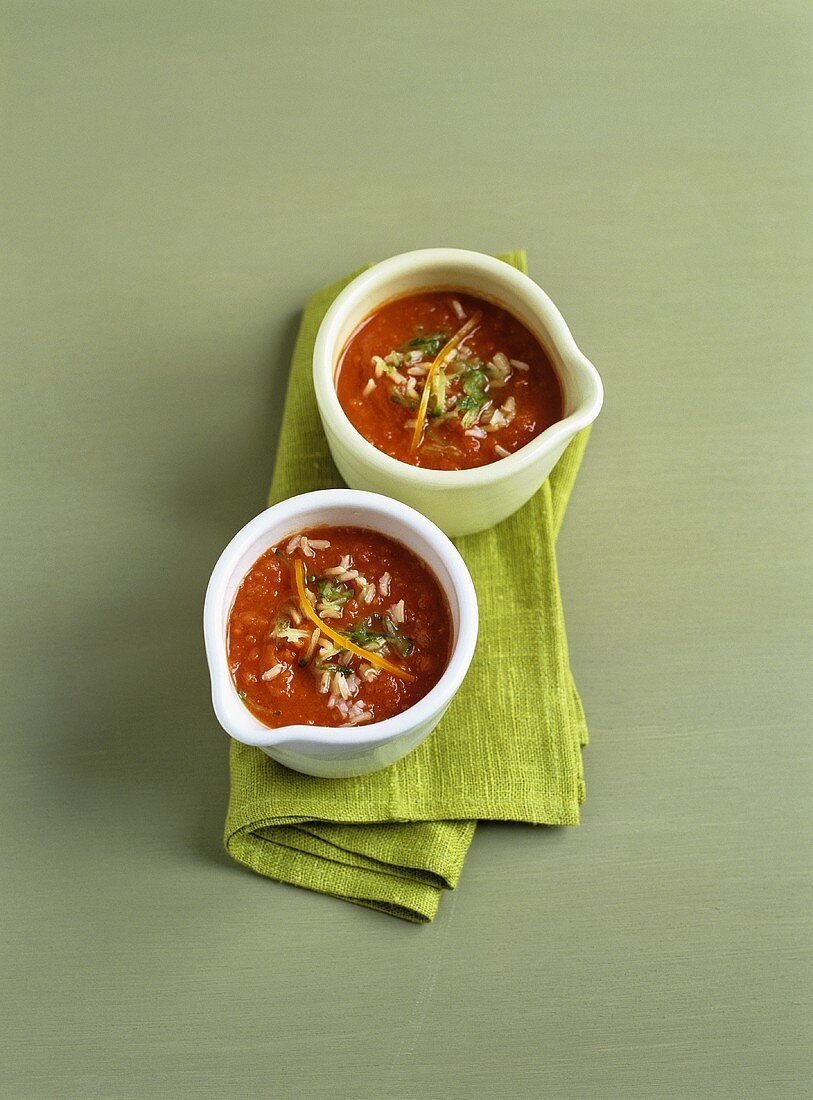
<box><xmin>43</xmin><ymin>311</ymin><xmax>301</xmax><ymax>870</ymax></box>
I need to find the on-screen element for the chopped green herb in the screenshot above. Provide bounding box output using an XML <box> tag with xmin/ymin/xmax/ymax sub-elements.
<box><xmin>390</xmin><ymin>393</ymin><xmax>418</xmax><ymax>409</ymax></box>
<box><xmin>341</xmin><ymin>621</ymin><xmax>387</xmax><ymax>650</ymax></box>
<box><xmin>315</xmin><ymin>577</ymin><xmax>352</xmax><ymax>605</ymax></box>
<box><xmin>402</xmin><ymin>332</ymin><xmax>449</xmax><ymax>358</ymax></box>
<box><xmin>462</xmin><ymin>368</ymin><xmax>489</xmax><ymax>401</ymax></box>
<box><xmin>343</xmin><ymin>616</ymin><xmax>414</xmax><ymax>658</ymax></box>
<box><xmin>429</xmin><ymin>364</ymin><xmax>450</xmax><ymax>415</ymax></box>
<box><xmin>315</xmin><ymin>661</ymin><xmax>356</xmax><ymax>675</ymax></box>
<box><xmin>458</xmin><ymin>368</ymin><xmax>489</xmax><ymax>428</ymax></box>
<box><xmin>458</xmin><ymin>399</ymin><xmax>479</xmax><ymax>428</ymax></box>
<box><xmin>237</xmin><ymin>690</ymin><xmax>247</xmax><ymax>700</ymax></box>
<box><xmin>386</xmin><ymin>633</ymin><xmax>413</xmax><ymax>658</ymax></box>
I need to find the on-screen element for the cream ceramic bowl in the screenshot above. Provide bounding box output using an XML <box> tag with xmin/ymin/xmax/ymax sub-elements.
<box><xmin>203</xmin><ymin>489</ymin><xmax>478</xmax><ymax>778</ymax></box>
<box><xmin>313</xmin><ymin>248</ymin><xmax>603</xmax><ymax>537</ymax></box>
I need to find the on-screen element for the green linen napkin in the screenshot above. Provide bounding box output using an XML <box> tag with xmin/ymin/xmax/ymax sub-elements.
<box><xmin>224</xmin><ymin>251</ymin><xmax>591</xmax><ymax>922</ymax></box>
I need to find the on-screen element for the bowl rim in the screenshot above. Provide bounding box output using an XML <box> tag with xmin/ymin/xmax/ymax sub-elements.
<box><xmin>203</xmin><ymin>488</ymin><xmax>479</xmax><ymax>749</ymax></box>
<box><xmin>313</xmin><ymin>247</ymin><xmax>603</xmax><ymax>486</ymax></box>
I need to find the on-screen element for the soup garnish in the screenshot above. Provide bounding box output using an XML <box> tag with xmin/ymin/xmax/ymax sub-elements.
<box><xmin>335</xmin><ymin>291</ymin><xmax>563</xmax><ymax>470</ymax></box>
<box><xmin>227</xmin><ymin>526</ymin><xmax>452</xmax><ymax>729</ymax></box>
<box><xmin>409</xmin><ymin>310</ymin><xmax>483</xmax><ymax>454</ymax></box>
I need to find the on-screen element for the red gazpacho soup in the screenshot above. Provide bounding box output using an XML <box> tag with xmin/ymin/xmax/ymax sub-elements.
<box><xmin>227</xmin><ymin>526</ymin><xmax>452</xmax><ymax>729</ymax></box>
<box><xmin>335</xmin><ymin>291</ymin><xmax>563</xmax><ymax>470</ymax></box>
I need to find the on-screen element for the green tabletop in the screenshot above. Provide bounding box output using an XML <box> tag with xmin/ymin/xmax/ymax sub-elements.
<box><xmin>3</xmin><ymin>2</ymin><xmax>810</xmax><ymax>1096</ymax></box>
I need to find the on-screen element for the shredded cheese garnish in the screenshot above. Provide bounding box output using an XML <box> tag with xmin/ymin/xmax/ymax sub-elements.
<box><xmin>409</xmin><ymin>311</ymin><xmax>482</xmax><ymax>454</ymax></box>
<box><xmin>292</xmin><ymin>560</ymin><xmax>415</xmax><ymax>681</ymax></box>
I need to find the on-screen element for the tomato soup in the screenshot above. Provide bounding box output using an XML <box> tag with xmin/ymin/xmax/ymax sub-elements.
<box><xmin>335</xmin><ymin>291</ymin><xmax>563</xmax><ymax>470</ymax></box>
<box><xmin>227</xmin><ymin>526</ymin><xmax>452</xmax><ymax>729</ymax></box>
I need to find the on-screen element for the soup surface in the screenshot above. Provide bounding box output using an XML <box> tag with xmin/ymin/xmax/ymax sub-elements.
<box><xmin>227</xmin><ymin>526</ymin><xmax>452</xmax><ymax>729</ymax></box>
<box><xmin>335</xmin><ymin>291</ymin><xmax>563</xmax><ymax>470</ymax></box>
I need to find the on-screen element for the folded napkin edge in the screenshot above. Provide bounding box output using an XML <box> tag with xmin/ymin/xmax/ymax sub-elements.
<box><xmin>225</xmin><ymin>792</ymin><xmax>582</xmax><ymax>838</ymax></box>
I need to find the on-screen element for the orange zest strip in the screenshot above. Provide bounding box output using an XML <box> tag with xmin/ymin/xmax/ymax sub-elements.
<box><xmin>292</xmin><ymin>559</ymin><xmax>415</xmax><ymax>681</ymax></box>
<box><xmin>409</xmin><ymin>310</ymin><xmax>483</xmax><ymax>454</ymax></box>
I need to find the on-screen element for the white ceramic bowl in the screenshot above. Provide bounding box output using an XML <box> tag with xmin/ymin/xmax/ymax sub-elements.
<box><xmin>203</xmin><ymin>489</ymin><xmax>478</xmax><ymax>778</ymax></box>
<box><xmin>313</xmin><ymin>248</ymin><xmax>603</xmax><ymax>537</ymax></box>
